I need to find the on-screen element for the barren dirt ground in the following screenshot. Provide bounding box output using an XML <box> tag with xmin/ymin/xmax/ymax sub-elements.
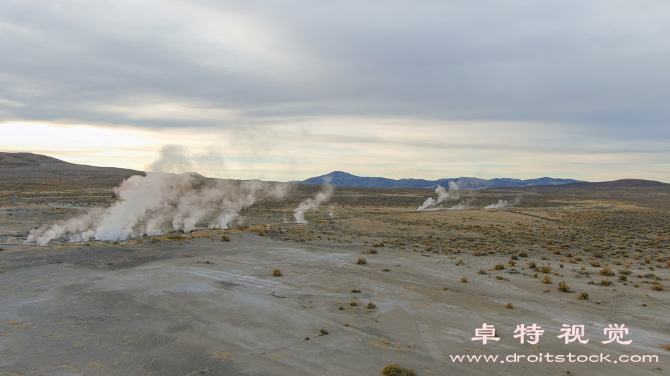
<box><xmin>1</xmin><ymin>185</ymin><xmax>669</xmax><ymax>375</ymax></box>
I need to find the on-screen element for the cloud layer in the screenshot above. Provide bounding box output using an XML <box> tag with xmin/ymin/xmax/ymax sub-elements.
<box><xmin>1</xmin><ymin>1</ymin><xmax>669</xmax><ymax>181</ymax></box>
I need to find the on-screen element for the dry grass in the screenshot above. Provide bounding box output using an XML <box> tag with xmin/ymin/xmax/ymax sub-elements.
<box><xmin>599</xmin><ymin>267</ymin><xmax>615</xmax><ymax>276</ymax></box>
<box><xmin>381</xmin><ymin>364</ymin><xmax>416</xmax><ymax>376</ymax></box>
<box><xmin>557</xmin><ymin>281</ymin><xmax>570</xmax><ymax>292</ymax></box>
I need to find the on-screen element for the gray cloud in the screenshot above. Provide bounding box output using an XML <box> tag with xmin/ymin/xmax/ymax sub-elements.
<box><xmin>1</xmin><ymin>0</ymin><xmax>669</xmax><ymax>180</ymax></box>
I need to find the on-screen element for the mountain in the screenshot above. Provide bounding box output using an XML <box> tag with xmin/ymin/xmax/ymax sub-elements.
<box><xmin>538</xmin><ymin>179</ymin><xmax>670</xmax><ymax>189</ymax></box>
<box><xmin>0</xmin><ymin>152</ymin><xmax>144</xmax><ymax>187</ymax></box>
<box><xmin>298</xmin><ymin>171</ymin><xmax>582</xmax><ymax>189</ymax></box>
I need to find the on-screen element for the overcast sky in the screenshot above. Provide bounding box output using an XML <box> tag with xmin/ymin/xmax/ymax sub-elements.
<box><xmin>1</xmin><ymin>0</ymin><xmax>669</xmax><ymax>182</ymax></box>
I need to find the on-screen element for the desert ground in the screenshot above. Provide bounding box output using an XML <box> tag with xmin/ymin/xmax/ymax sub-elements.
<box><xmin>1</xmin><ymin>181</ymin><xmax>669</xmax><ymax>375</ymax></box>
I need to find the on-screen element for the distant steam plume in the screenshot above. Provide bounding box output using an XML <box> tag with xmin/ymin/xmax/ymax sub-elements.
<box><xmin>147</xmin><ymin>144</ymin><xmax>225</xmax><ymax>176</ymax></box>
<box><xmin>484</xmin><ymin>194</ymin><xmax>523</xmax><ymax>209</ymax></box>
<box><xmin>417</xmin><ymin>182</ymin><xmax>459</xmax><ymax>211</ymax></box>
<box><xmin>26</xmin><ymin>172</ymin><xmax>287</xmax><ymax>245</ymax></box>
<box><xmin>294</xmin><ymin>184</ymin><xmax>333</xmax><ymax>224</ymax></box>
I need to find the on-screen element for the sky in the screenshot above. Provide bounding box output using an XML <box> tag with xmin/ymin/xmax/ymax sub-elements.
<box><xmin>1</xmin><ymin>0</ymin><xmax>669</xmax><ymax>182</ymax></box>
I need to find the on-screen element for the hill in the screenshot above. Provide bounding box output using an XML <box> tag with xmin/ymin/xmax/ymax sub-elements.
<box><xmin>298</xmin><ymin>171</ymin><xmax>581</xmax><ymax>189</ymax></box>
<box><xmin>0</xmin><ymin>152</ymin><xmax>144</xmax><ymax>188</ymax></box>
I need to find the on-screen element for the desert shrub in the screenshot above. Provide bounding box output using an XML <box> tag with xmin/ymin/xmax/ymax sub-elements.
<box><xmin>541</xmin><ymin>255</ymin><xmax>549</xmax><ymax>260</ymax></box>
<box><xmin>590</xmin><ymin>260</ymin><xmax>601</xmax><ymax>267</ymax></box>
<box><xmin>557</xmin><ymin>281</ymin><xmax>570</xmax><ymax>292</ymax></box>
<box><xmin>508</xmin><ymin>260</ymin><xmax>517</xmax><ymax>266</ymax></box>
<box><xmin>367</xmin><ymin>301</ymin><xmax>376</xmax><ymax>309</ymax></box>
<box><xmin>652</xmin><ymin>283</ymin><xmax>664</xmax><ymax>291</ymax></box>
<box><xmin>494</xmin><ymin>263</ymin><xmax>505</xmax><ymax>270</ymax></box>
<box><xmin>351</xmin><ymin>289</ymin><xmax>361</xmax><ymax>293</ymax></box>
<box><xmin>592</xmin><ymin>251</ymin><xmax>604</xmax><ymax>258</ymax></box>
<box><xmin>518</xmin><ymin>251</ymin><xmax>528</xmax><ymax>258</ymax></box>
<box><xmin>272</xmin><ymin>269</ymin><xmax>282</xmax><ymax>277</ymax></box>
<box><xmin>600</xmin><ymin>279</ymin><xmax>613</xmax><ymax>286</ymax></box>
<box><xmin>645</xmin><ymin>256</ymin><xmax>651</xmax><ymax>263</ymax></box>
<box><xmin>319</xmin><ymin>329</ymin><xmax>329</xmax><ymax>335</ymax></box>
<box><xmin>350</xmin><ymin>302</ymin><xmax>358</xmax><ymax>306</ymax></box>
<box><xmin>527</xmin><ymin>260</ymin><xmax>537</xmax><ymax>268</ymax></box>
<box><xmin>619</xmin><ymin>275</ymin><xmax>628</xmax><ymax>282</ymax></box>
<box><xmin>541</xmin><ymin>276</ymin><xmax>552</xmax><ymax>284</ymax></box>
<box><xmin>461</xmin><ymin>277</ymin><xmax>468</xmax><ymax>283</ymax></box>
<box><xmin>221</xmin><ymin>235</ymin><xmax>230</xmax><ymax>242</ymax></box>
<box><xmin>577</xmin><ymin>292</ymin><xmax>589</xmax><ymax>300</ymax></box>
<box><xmin>478</xmin><ymin>269</ymin><xmax>487</xmax><ymax>275</ymax></box>
<box><xmin>505</xmin><ymin>303</ymin><xmax>513</xmax><ymax>309</ymax></box>
<box><xmin>381</xmin><ymin>364</ymin><xmax>416</xmax><ymax>376</ymax></box>
<box><xmin>357</xmin><ymin>257</ymin><xmax>367</xmax><ymax>265</ymax></box>
<box><xmin>511</xmin><ymin>255</ymin><xmax>519</xmax><ymax>260</ymax></box>
<box><xmin>619</xmin><ymin>269</ymin><xmax>630</xmax><ymax>275</ymax></box>
<box><xmin>599</xmin><ymin>267</ymin><xmax>615</xmax><ymax>276</ymax></box>
<box><xmin>540</xmin><ymin>265</ymin><xmax>552</xmax><ymax>273</ymax></box>
<box><xmin>365</xmin><ymin>249</ymin><xmax>378</xmax><ymax>254</ymax></box>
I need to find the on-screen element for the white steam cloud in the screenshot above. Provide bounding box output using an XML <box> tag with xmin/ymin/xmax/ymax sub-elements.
<box><xmin>26</xmin><ymin>172</ymin><xmax>287</xmax><ymax>245</ymax></box>
<box><xmin>147</xmin><ymin>144</ymin><xmax>225</xmax><ymax>176</ymax></box>
<box><xmin>417</xmin><ymin>182</ymin><xmax>459</xmax><ymax>211</ymax></box>
<box><xmin>484</xmin><ymin>194</ymin><xmax>523</xmax><ymax>209</ymax></box>
<box><xmin>294</xmin><ymin>184</ymin><xmax>334</xmax><ymax>224</ymax></box>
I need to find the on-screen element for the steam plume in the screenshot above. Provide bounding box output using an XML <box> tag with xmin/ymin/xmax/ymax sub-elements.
<box><xmin>26</xmin><ymin>172</ymin><xmax>287</xmax><ymax>245</ymax></box>
<box><xmin>484</xmin><ymin>194</ymin><xmax>523</xmax><ymax>209</ymax></box>
<box><xmin>294</xmin><ymin>184</ymin><xmax>333</xmax><ymax>224</ymax></box>
<box><xmin>417</xmin><ymin>182</ymin><xmax>459</xmax><ymax>211</ymax></box>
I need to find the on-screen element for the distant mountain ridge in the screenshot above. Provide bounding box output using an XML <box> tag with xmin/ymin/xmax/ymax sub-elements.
<box><xmin>298</xmin><ymin>171</ymin><xmax>582</xmax><ymax>189</ymax></box>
